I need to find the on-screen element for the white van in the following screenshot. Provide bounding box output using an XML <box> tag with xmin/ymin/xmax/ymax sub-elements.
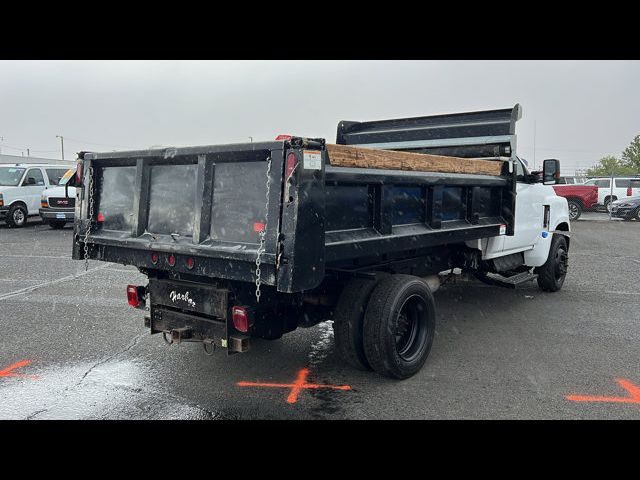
<box><xmin>0</xmin><ymin>164</ymin><xmax>73</xmax><ymax>227</ymax></box>
<box><xmin>583</xmin><ymin>177</ymin><xmax>640</xmax><ymax>210</ymax></box>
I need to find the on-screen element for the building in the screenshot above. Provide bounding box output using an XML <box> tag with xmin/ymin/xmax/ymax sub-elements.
<box><xmin>0</xmin><ymin>153</ymin><xmax>75</xmax><ymax>166</ymax></box>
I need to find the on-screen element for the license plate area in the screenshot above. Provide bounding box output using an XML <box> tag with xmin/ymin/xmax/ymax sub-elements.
<box><xmin>148</xmin><ymin>279</ymin><xmax>229</xmax><ymax>318</ymax></box>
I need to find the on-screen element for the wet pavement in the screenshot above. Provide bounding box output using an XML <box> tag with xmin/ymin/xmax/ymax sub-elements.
<box><xmin>0</xmin><ymin>214</ymin><xmax>639</xmax><ymax>419</ymax></box>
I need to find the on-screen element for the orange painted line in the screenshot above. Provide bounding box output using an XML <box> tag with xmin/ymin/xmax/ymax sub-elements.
<box><xmin>237</xmin><ymin>382</ymin><xmax>296</xmax><ymax>388</ymax></box>
<box><xmin>286</xmin><ymin>368</ymin><xmax>309</xmax><ymax>404</ymax></box>
<box><xmin>566</xmin><ymin>378</ymin><xmax>640</xmax><ymax>404</ymax></box>
<box><xmin>237</xmin><ymin>368</ymin><xmax>351</xmax><ymax>404</ymax></box>
<box><xmin>0</xmin><ymin>360</ymin><xmax>39</xmax><ymax>380</ymax></box>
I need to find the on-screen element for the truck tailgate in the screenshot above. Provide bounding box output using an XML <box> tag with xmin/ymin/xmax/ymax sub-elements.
<box><xmin>74</xmin><ymin>144</ymin><xmax>288</xmax><ymax>287</ymax></box>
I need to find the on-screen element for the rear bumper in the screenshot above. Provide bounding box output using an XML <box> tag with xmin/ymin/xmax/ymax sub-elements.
<box><xmin>39</xmin><ymin>208</ymin><xmax>75</xmax><ymax>221</ymax></box>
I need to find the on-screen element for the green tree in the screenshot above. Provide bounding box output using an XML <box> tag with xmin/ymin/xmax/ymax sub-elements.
<box><xmin>621</xmin><ymin>134</ymin><xmax>640</xmax><ymax>171</ymax></box>
<box><xmin>586</xmin><ymin>155</ymin><xmax>636</xmax><ymax>177</ymax></box>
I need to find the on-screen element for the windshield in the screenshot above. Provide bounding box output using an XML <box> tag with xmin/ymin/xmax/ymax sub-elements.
<box><xmin>0</xmin><ymin>167</ymin><xmax>25</xmax><ymax>186</ymax></box>
<box><xmin>58</xmin><ymin>169</ymin><xmax>76</xmax><ymax>186</ymax></box>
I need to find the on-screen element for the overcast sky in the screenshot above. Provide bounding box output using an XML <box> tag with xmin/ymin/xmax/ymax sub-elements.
<box><xmin>1</xmin><ymin>60</ymin><xmax>638</xmax><ymax>175</ymax></box>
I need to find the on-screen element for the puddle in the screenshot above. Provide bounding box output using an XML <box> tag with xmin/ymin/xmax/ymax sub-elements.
<box><xmin>0</xmin><ymin>359</ymin><xmax>221</xmax><ymax>420</ymax></box>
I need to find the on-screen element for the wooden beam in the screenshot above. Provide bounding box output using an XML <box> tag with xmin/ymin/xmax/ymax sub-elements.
<box><xmin>326</xmin><ymin>144</ymin><xmax>504</xmax><ymax>176</ymax></box>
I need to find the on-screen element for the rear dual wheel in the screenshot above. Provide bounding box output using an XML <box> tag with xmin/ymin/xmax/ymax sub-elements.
<box><xmin>333</xmin><ymin>274</ymin><xmax>436</xmax><ymax>379</ymax></box>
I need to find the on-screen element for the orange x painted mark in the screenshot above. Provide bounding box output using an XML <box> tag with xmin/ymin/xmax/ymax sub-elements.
<box><xmin>237</xmin><ymin>368</ymin><xmax>351</xmax><ymax>404</ymax></box>
<box><xmin>0</xmin><ymin>360</ymin><xmax>39</xmax><ymax>380</ymax></box>
<box><xmin>566</xmin><ymin>378</ymin><xmax>640</xmax><ymax>404</ymax></box>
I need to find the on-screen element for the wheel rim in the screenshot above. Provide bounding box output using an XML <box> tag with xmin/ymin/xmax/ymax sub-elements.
<box><xmin>555</xmin><ymin>247</ymin><xmax>568</xmax><ymax>280</ymax></box>
<box><xmin>606</xmin><ymin>202</ymin><xmax>612</xmax><ymax>213</ymax></box>
<box><xmin>13</xmin><ymin>209</ymin><xmax>25</xmax><ymax>225</ymax></box>
<box><xmin>394</xmin><ymin>294</ymin><xmax>429</xmax><ymax>362</ymax></box>
<box><xmin>568</xmin><ymin>203</ymin><xmax>579</xmax><ymax>219</ymax></box>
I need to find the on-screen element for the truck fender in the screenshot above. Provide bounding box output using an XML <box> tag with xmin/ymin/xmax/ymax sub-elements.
<box><xmin>524</xmin><ymin>194</ymin><xmax>570</xmax><ymax>267</ymax></box>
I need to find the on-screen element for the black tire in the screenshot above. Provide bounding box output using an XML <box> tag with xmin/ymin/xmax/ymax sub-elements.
<box><xmin>5</xmin><ymin>204</ymin><xmax>27</xmax><ymax>228</ymax></box>
<box><xmin>604</xmin><ymin>197</ymin><xmax>616</xmax><ymax>213</ymax></box>
<box><xmin>635</xmin><ymin>208</ymin><xmax>640</xmax><ymax>221</ymax></box>
<box><xmin>332</xmin><ymin>277</ymin><xmax>380</xmax><ymax>371</ymax></box>
<box><xmin>48</xmin><ymin>220</ymin><xmax>66</xmax><ymax>229</ymax></box>
<box><xmin>536</xmin><ymin>234</ymin><xmax>568</xmax><ymax>292</ymax></box>
<box><xmin>363</xmin><ymin>275</ymin><xmax>436</xmax><ymax>379</ymax></box>
<box><xmin>567</xmin><ymin>200</ymin><xmax>582</xmax><ymax>221</ymax></box>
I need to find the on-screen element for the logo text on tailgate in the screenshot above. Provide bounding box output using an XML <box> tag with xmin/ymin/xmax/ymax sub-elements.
<box><xmin>169</xmin><ymin>290</ymin><xmax>196</xmax><ymax>308</ymax></box>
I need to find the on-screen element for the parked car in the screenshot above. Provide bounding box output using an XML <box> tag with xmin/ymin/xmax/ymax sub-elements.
<box><xmin>582</xmin><ymin>177</ymin><xmax>640</xmax><ymax>211</ymax></box>
<box><xmin>0</xmin><ymin>164</ymin><xmax>74</xmax><ymax>227</ymax></box>
<box><xmin>609</xmin><ymin>196</ymin><xmax>640</xmax><ymax>221</ymax></box>
<box><xmin>558</xmin><ymin>176</ymin><xmax>586</xmax><ymax>185</ymax></box>
<box><xmin>552</xmin><ymin>184</ymin><xmax>599</xmax><ymax>220</ymax></box>
<box><xmin>39</xmin><ymin>168</ymin><xmax>77</xmax><ymax>229</ymax></box>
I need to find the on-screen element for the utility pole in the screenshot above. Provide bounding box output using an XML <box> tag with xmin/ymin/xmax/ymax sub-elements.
<box><xmin>533</xmin><ymin>120</ymin><xmax>537</xmax><ymax>171</ymax></box>
<box><xmin>56</xmin><ymin>135</ymin><xmax>64</xmax><ymax>160</ymax></box>
<box><xmin>27</xmin><ymin>148</ymin><xmax>30</xmax><ymax>157</ymax></box>
<box><xmin>248</xmin><ymin>136</ymin><xmax>253</xmax><ymax>143</ymax></box>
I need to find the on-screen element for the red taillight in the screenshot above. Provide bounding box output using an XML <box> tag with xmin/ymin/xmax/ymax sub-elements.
<box><xmin>97</xmin><ymin>213</ymin><xmax>105</xmax><ymax>223</ymax></box>
<box><xmin>232</xmin><ymin>306</ymin><xmax>249</xmax><ymax>333</ymax></box>
<box><xmin>168</xmin><ymin>254</ymin><xmax>176</xmax><ymax>267</ymax></box>
<box><xmin>76</xmin><ymin>162</ymin><xmax>83</xmax><ymax>185</ymax></box>
<box><xmin>275</xmin><ymin>134</ymin><xmax>292</xmax><ymax>141</ymax></box>
<box><xmin>186</xmin><ymin>257</ymin><xmax>195</xmax><ymax>270</ymax></box>
<box><xmin>127</xmin><ymin>285</ymin><xmax>139</xmax><ymax>308</ymax></box>
<box><xmin>286</xmin><ymin>152</ymin><xmax>297</xmax><ymax>179</ymax></box>
<box><xmin>627</xmin><ymin>187</ymin><xmax>632</xmax><ymax>196</ymax></box>
<box><xmin>150</xmin><ymin>252</ymin><xmax>158</xmax><ymax>264</ymax></box>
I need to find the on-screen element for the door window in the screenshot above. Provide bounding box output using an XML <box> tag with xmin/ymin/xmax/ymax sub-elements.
<box><xmin>24</xmin><ymin>168</ymin><xmax>45</xmax><ymax>186</ymax></box>
<box><xmin>593</xmin><ymin>179</ymin><xmax>610</xmax><ymax>188</ymax></box>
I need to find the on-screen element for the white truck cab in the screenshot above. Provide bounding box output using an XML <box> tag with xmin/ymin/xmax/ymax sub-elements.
<box><xmin>40</xmin><ymin>168</ymin><xmax>78</xmax><ymax>229</ymax></box>
<box><xmin>0</xmin><ymin>164</ymin><xmax>74</xmax><ymax>228</ymax></box>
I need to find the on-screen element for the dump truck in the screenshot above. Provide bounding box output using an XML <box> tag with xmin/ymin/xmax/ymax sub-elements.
<box><xmin>72</xmin><ymin>105</ymin><xmax>570</xmax><ymax>379</ymax></box>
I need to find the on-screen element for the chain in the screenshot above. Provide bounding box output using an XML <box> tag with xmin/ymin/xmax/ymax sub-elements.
<box><xmin>255</xmin><ymin>156</ymin><xmax>272</xmax><ymax>302</ymax></box>
<box><xmin>83</xmin><ymin>166</ymin><xmax>94</xmax><ymax>271</ymax></box>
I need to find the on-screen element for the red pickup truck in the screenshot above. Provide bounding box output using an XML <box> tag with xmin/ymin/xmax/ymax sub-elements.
<box><xmin>552</xmin><ymin>184</ymin><xmax>598</xmax><ymax>220</ymax></box>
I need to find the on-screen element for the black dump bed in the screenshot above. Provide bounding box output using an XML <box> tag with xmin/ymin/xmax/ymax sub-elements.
<box><xmin>73</xmin><ymin>105</ymin><xmax>520</xmax><ymax>293</ymax></box>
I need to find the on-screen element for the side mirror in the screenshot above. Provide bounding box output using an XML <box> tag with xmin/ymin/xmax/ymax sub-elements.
<box><xmin>543</xmin><ymin>159</ymin><xmax>560</xmax><ymax>185</ymax></box>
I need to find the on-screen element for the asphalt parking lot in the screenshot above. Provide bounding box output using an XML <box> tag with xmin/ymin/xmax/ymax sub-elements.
<box><xmin>0</xmin><ymin>214</ymin><xmax>638</xmax><ymax>419</ymax></box>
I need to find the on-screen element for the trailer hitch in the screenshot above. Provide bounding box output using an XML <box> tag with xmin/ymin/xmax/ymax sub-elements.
<box><xmin>162</xmin><ymin>327</ymin><xmax>193</xmax><ymax>344</ymax></box>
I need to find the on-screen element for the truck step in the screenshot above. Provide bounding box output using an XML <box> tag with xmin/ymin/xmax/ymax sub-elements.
<box><xmin>484</xmin><ymin>271</ymin><xmax>538</xmax><ymax>289</ymax></box>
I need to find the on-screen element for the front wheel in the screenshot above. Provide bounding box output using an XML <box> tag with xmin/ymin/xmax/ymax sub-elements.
<box><xmin>567</xmin><ymin>200</ymin><xmax>582</xmax><ymax>221</ymax></box>
<box><xmin>6</xmin><ymin>204</ymin><xmax>27</xmax><ymax>228</ymax></box>
<box><xmin>536</xmin><ymin>234</ymin><xmax>568</xmax><ymax>292</ymax></box>
<box><xmin>48</xmin><ymin>220</ymin><xmax>66</xmax><ymax>229</ymax></box>
<box><xmin>363</xmin><ymin>275</ymin><xmax>435</xmax><ymax>379</ymax></box>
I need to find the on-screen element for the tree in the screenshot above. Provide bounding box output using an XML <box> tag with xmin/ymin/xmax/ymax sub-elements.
<box><xmin>621</xmin><ymin>134</ymin><xmax>640</xmax><ymax>171</ymax></box>
<box><xmin>586</xmin><ymin>155</ymin><xmax>636</xmax><ymax>177</ymax></box>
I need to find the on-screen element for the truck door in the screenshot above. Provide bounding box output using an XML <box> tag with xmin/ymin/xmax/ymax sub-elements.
<box><xmin>21</xmin><ymin>168</ymin><xmax>47</xmax><ymax>214</ymax></box>
<box><xmin>502</xmin><ymin>158</ymin><xmax>544</xmax><ymax>253</ymax></box>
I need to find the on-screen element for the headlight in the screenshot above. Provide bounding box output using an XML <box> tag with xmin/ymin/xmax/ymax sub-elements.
<box><xmin>41</xmin><ymin>195</ymin><xmax>49</xmax><ymax>207</ymax></box>
<box><xmin>0</xmin><ymin>193</ymin><xmax>4</xmax><ymax>207</ymax></box>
